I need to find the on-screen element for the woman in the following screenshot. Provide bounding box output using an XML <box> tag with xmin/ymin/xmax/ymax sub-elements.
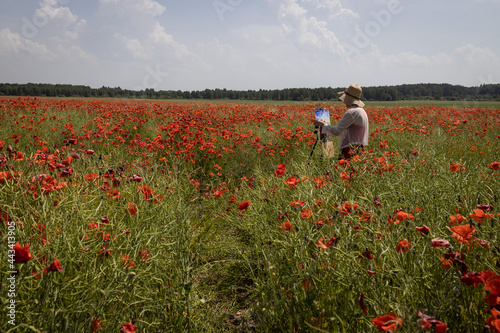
<box><xmin>313</xmin><ymin>84</ymin><xmax>369</xmax><ymax>160</ymax></box>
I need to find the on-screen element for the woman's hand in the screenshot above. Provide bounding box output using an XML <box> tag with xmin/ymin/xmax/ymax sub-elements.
<box><xmin>313</xmin><ymin>119</ymin><xmax>326</xmax><ymax>128</ymax></box>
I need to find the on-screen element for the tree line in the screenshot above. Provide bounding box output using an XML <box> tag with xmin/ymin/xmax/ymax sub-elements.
<box><xmin>1</xmin><ymin>82</ymin><xmax>499</xmax><ymax>101</ymax></box>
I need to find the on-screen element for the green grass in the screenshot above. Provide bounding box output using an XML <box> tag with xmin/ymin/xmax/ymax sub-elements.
<box><xmin>147</xmin><ymin>98</ymin><xmax>500</xmax><ymax>109</ymax></box>
<box><xmin>1</xmin><ymin>97</ymin><xmax>499</xmax><ymax>332</ymax></box>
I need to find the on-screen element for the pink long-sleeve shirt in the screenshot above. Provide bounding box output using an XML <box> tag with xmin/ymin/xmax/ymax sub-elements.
<box><xmin>321</xmin><ymin>106</ymin><xmax>369</xmax><ymax>150</ymax></box>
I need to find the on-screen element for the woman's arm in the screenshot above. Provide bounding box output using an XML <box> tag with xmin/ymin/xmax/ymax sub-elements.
<box><xmin>319</xmin><ymin>111</ymin><xmax>355</xmax><ymax>137</ymax></box>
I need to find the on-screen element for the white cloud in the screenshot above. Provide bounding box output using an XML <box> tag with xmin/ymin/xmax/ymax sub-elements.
<box><xmin>231</xmin><ymin>25</ymin><xmax>284</xmax><ymax>45</ymax></box>
<box><xmin>278</xmin><ymin>0</ymin><xmax>308</xmax><ymax>18</ymax></box>
<box><xmin>21</xmin><ymin>0</ymin><xmax>87</xmax><ymax>46</ymax></box>
<box><xmin>193</xmin><ymin>37</ymin><xmax>298</xmax><ymax>90</ymax></box>
<box><xmin>36</xmin><ymin>0</ymin><xmax>79</xmax><ymax>28</ymax></box>
<box><xmin>197</xmin><ymin>38</ymin><xmax>245</xmax><ymax>73</ymax></box>
<box><xmin>0</xmin><ymin>28</ymin><xmax>57</xmax><ymax>60</ymax></box>
<box><xmin>301</xmin><ymin>0</ymin><xmax>359</xmax><ymax>19</ymax></box>
<box><xmin>269</xmin><ymin>0</ymin><xmax>345</xmax><ymax>57</ymax></box>
<box><xmin>382</xmin><ymin>51</ymin><xmax>433</xmax><ymax>68</ymax></box>
<box><xmin>98</xmin><ymin>0</ymin><xmax>166</xmax><ymax>17</ymax></box>
<box><xmin>451</xmin><ymin>44</ymin><xmax>498</xmax><ymax>64</ymax></box>
<box><xmin>54</xmin><ymin>44</ymin><xmax>99</xmax><ymax>64</ymax></box>
<box><xmin>114</xmin><ymin>33</ymin><xmax>148</xmax><ymax>60</ymax></box>
<box><xmin>64</xmin><ymin>19</ymin><xmax>87</xmax><ymax>41</ymax></box>
<box><xmin>149</xmin><ymin>22</ymin><xmax>200</xmax><ymax>64</ymax></box>
<box><xmin>339</xmin><ymin>44</ymin><xmax>500</xmax><ymax>87</ymax></box>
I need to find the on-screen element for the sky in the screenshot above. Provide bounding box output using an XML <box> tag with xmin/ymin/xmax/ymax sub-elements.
<box><xmin>1</xmin><ymin>0</ymin><xmax>500</xmax><ymax>91</ymax></box>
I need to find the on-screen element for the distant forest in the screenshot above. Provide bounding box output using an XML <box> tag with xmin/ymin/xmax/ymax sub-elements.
<box><xmin>1</xmin><ymin>82</ymin><xmax>499</xmax><ymax>101</ymax></box>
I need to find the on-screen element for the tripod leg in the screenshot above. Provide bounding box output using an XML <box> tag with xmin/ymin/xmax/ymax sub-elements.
<box><xmin>310</xmin><ymin>137</ymin><xmax>319</xmax><ymax>157</ymax></box>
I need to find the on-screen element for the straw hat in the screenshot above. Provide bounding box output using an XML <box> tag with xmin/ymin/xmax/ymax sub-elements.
<box><xmin>338</xmin><ymin>84</ymin><xmax>365</xmax><ymax>108</ymax></box>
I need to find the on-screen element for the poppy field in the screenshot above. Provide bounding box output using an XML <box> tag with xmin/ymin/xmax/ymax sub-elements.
<box><xmin>1</xmin><ymin>96</ymin><xmax>500</xmax><ymax>332</ymax></box>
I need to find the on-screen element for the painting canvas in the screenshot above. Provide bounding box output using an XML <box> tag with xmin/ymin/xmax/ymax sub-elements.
<box><xmin>314</xmin><ymin>109</ymin><xmax>335</xmax><ymax>158</ymax></box>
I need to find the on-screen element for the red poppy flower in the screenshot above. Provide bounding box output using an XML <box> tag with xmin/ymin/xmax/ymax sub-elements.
<box><xmin>450</xmin><ymin>162</ymin><xmax>465</xmax><ymax>172</ymax></box>
<box><xmin>316</xmin><ymin>236</ymin><xmax>336</xmax><ymax>250</ymax></box>
<box><xmin>44</xmin><ymin>258</ymin><xmax>63</xmax><ymax>273</ymax></box>
<box><xmin>449</xmin><ymin>214</ymin><xmax>467</xmax><ymax>226</ymax></box>
<box><xmin>489</xmin><ymin>161</ymin><xmax>500</xmax><ymax>170</ymax></box>
<box><xmin>121</xmin><ymin>254</ymin><xmax>135</xmax><ymax>268</ymax></box>
<box><xmin>91</xmin><ymin>317</ymin><xmax>102</xmax><ymax>332</ymax></box>
<box><xmin>279</xmin><ymin>221</ymin><xmax>293</xmax><ymax>232</ymax></box>
<box><xmin>13</xmin><ymin>242</ymin><xmax>33</xmax><ymax>263</ymax></box>
<box><xmin>450</xmin><ymin>224</ymin><xmax>475</xmax><ymax>245</ymax></box>
<box><xmin>314</xmin><ymin>199</ymin><xmax>324</xmax><ymax>208</ymax></box>
<box><xmin>358</xmin><ymin>210</ymin><xmax>372</xmax><ymax>222</ymax></box>
<box><xmin>61</xmin><ymin>155</ymin><xmax>73</xmax><ymax>166</ymax></box>
<box><xmin>415</xmin><ymin>225</ymin><xmax>429</xmax><ymax>235</ymax></box>
<box><xmin>274</xmin><ymin>164</ymin><xmax>286</xmax><ymax>177</ymax></box>
<box><xmin>441</xmin><ymin>250</ymin><xmax>467</xmax><ymax>272</ymax></box>
<box><xmin>440</xmin><ymin>256</ymin><xmax>453</xmax><ymax>269</ymax></box>
<box><xmin>417</xmin><ymin>310</ymin><xmax>447</xmax><ymax>333</ymax></box>
<box><xmin>312</xmin><ymin>176</ymin><xmax>328</xmax><ymax>188</ymax></box>
<box><xmin>430</xmin><ymin>238</ymin><xmax>450</xmax><ymax>248</ymax></box>
<box><xmin>129</xmin><ymin>174</ymin><xmax>143</xmax><ymax>182</ymax></box>
<box><xmin>340</xmin><ymin>171</ymin><xmax>353</xmax><ymax>181</ymax></box>
<box><xmin>396</xmin><ymin>239</ymin><xmax>410</xmax><ymax>253</ymax></box>
<box><xmin>12</xmin><ymin>151</ymin><xmax>24</xmax><ymax>161</ymax></box>
<box><xmin>84</xmin><ymin>173</ymin><xmax>98</xmax><ymax>181</ymax></box>
<box><xmin>396</xmin><ymin>211</ymin><xmax>414</xmax><ymax>222</ymax></box>
<box><xmin>138</xmin><ymin>185</ymin><xmax>153</xmax><ymax>200</ymax></box>
<box><xmin>98</xmin><ymin>244</ymin><xmax>111</xmax><ymax>258</ymax></box>
<box><xmin>338</xmin><ymin>159</ymin><xmax>350</xmax><ymax>168</ymax></box>
<box><xmin>57</xmin><ymin>167</ymin><xmax>73</xmax><ymax>178</ymax></box>
<box><xmin>487</xmin><ymin>308</ymin><xmax>500</xmax><ymax>332</ymax></box>
<box><xmin>0</xmin><ymin>171</ymin><xmax>19</xmax><ymax>184</ymax></box>
<box><xmin>126</xmin><ymin>202</ymin><xmax>138</xmax><ymax>215</ymax></box>
<box><xmin>107</xmin><ymin>189</ymin><xmax>121</xmax><ymax>200</ymax></box>
<box><xmin>481</xmin><ymin>270</ymin><xmax>499</xmax><ymax>283</ymax></box>
<box><xmin>284</xmin><ymin>176</ymin><xmax>299</xmax><ymax>188</ymax></box>
<box><xmin>461</xmin><ymin>271</ymin><xmax>484</xmax><ymax>287</ymax></box>
<box><xmin>477</xmin><ymin>204</ymin><xmax>491</xmax><ymax>211</ymax></box>
<box><xmin>300</xmin><ymin>208</ymin><xmax>312</xmax><ymax>219</ymax></box>
<box><xmin>139</xmin><ymin>248</ymin><xmax>150</xmax><ymax>262</ymax></box>
<box><xmin>290</xmin><ymin>199</ymin><xmax>305</xmax><ymax>207</ymax></box>
<box><xmin>372</xmin><ymin>312</ymin><xmax>402</xmax><ymax>332</ymax></box>
<box><xmin>483</xmin><ymin>272</ymin><xmax>500</xmax><ymax>307</ymax></box>
<box><xmin>238</xmin><ymin>200</ymin><xmax>251</xmax><ymax>211</ymax></box>
<box><xmin>470</xmin><ymin>209</ymin><xmax>494</xmax><ymax>223</ymax></box>
<box><xmin>120</xmin><ymin>322</ymin><xmax>137</xmax><ymax>333</ymax></box>
<box><xmin>338</xmin><ymin>202</ymin><xmax>359</xmax><ymax>216</ymax></box>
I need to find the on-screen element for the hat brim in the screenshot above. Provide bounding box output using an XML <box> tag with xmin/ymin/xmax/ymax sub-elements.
<box><xmin>338</xmin><ymin>92</ymin><xmax>365</xmax><ymax>108</ymax></box>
